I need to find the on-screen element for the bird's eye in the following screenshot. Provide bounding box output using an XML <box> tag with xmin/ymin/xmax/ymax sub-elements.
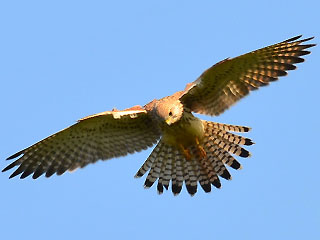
<box><xmin>169</xmin><ymin>111</ymin><xmax>173</xmax><ymax>116</ymax></box>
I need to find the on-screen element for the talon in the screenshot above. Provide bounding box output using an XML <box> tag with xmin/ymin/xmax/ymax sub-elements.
<box><xmin>179</xmin><ymin>144</ymin><xmax>192</xmax><ymax>161</ymax></box>
<box><xmin>198</xmin><ymin>145</ymin><xmax>206</xmax><ymax>159</ymax></box>
<box><xmin>196</xmin><ymin>137</ymin><xmax>206</xmax><ymax>159</ymax></box>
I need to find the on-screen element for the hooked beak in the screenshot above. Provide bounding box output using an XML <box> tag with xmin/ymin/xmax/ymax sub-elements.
<box><xmin>165</xmin><ymin>118</ymin><xmax>172</xmax><ymax>125</ymax></box>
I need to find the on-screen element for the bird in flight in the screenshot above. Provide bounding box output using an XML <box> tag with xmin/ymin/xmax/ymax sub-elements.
<box><xmin>3</xmin><ymin>35</ymin><xmax>315</xmax><ymax>196</ymax></box>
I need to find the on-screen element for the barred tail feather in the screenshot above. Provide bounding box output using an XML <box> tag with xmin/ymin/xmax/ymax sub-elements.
<box><xmin>157</xmin><ymin>146</ymin><xmax>173</xmax><ymax>194</ymax></box>
<box><xmin>134</xmin><ymin>141</ymin><xmax>165</xmax><ymax>178</ymax></box>
<box><xmin>143</xmin><ymin>144</ymin><xmax>165</xmax><ymax>188</ymax></box>
<box><xmin>158</xmin><ymin>148</ymin><xmax>173</xmax><ymax>191</ymax></box>
<box><xmin>184</xmin><ymin>158</ymin><xmax>198</xmax><ymax>195</ymax></box>
<box><xmin>172</xmin><ymin>150</ymin><xmax>184</xmax><ymax>195</ymax></box>
<box><xmin>135</xmin><ymin>121</ymin><xmax>254</xmax><ymax>196</ymax></box>
<box><xmin>208</xmin><ymin>122</ymin><xmax>251</xmax><ymax>133</ymax></box>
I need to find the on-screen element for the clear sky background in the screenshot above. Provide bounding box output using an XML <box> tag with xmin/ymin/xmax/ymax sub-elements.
<box><xmin>1</xmin><ymin>1</ymin><xmax>319</xmax><ymax>239</ymax></box>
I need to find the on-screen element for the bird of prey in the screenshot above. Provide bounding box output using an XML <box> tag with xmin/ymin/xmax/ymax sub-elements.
<box><xmin>3</xmin><ymin>35</ymin><xmax>315</xmax><ymax>196</ymax></box>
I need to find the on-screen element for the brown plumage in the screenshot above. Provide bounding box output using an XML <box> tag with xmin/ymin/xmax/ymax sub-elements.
<box><xmin>3</xmin><ymin>35</ymin><xmax>315</xmax><ymax>195</ymax></box>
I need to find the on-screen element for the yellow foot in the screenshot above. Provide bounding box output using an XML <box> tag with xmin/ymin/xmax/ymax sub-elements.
<box><xmin>197</xmin><ymin>145</ymin><xmax>206</xmax><ymax>159</ymax></box>
<box><xmin>179</xmin><ymin>144</ymin><xmax>192</xmax><ymax>161</ymax></box>
<box><xmin>196</xmin><ymin>137</ymin><xmax>206</xmax><ymax>159</ymax></box>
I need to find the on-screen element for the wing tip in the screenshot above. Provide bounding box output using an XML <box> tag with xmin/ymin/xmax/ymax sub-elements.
<box><xmin>286</xmin><ymin>35</ymin><xmax>303</xmax><ymax>42</ymax></box>
<box><xmin>2</xmin><ymin>164</ymin><xmax>15</xmax><ymax>173</ymax></box>
<box><xmin>284</xmin><ymin>35</ymin><xmax>316</xmax><ymax>46</ymax></box>
<box><xmin>6</xmin><ymin>151</ymin><xmax>24</xmax><ymax>160</ymax></box>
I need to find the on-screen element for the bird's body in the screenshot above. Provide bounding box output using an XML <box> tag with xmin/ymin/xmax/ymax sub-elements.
<box><xmin>146</xmin><ymin>94</ymin><xmax>204</xmax><ymax>155</ymax></box>
<box><xmin>162</xmin><ymin>113</ymin><xmax>203</xmax><ymax>149</ymax></box>
<box><xmin>3</xmin><ymin>35</ymin><xmax>315</xmax><ymax>195</ymax></box>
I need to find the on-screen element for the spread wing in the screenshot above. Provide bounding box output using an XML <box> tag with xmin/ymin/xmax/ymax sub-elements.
<box><xmin>3</xmin><ymin>106</ymin><xmax>161</xmax><ymax>179</ymax></box>
<box><xmin>180</xmin><ymin>35</ymin><xmax>315</xmax><ymax>116</ymax></box>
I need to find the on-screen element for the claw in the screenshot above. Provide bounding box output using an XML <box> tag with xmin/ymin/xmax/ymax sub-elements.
<box><xmin>196</xmin><ymin>137</ymin><xmax>206</xmax><ymax>159</ymax></box>
<box><xmin>198</xmin><ymin>145</ymin><xmax>206</xmax><ymax>159</ymax></box>
<box><xmin>179</xmin><ymin>144</ymin><xmax>192</xmax><ymax>161</ymax></box>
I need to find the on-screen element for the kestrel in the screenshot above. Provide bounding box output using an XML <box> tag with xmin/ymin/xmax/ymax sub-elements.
<box><xmin>3</xmin><ymin>35</ymin><xmax>315</xmax><ymax>196</ymax></box>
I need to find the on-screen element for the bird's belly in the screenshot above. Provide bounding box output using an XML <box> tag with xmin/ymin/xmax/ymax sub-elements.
<box><xmin>162</xmin><ymin>118</ymin><xmax>204</xmax><ymax>148</ymax></box>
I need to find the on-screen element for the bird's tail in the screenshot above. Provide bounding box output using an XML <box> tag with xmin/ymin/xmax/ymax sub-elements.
<box><xmin>134</xmin><ymin>120</ymin><xmax>254</xmax><ymax>196</ymax></box>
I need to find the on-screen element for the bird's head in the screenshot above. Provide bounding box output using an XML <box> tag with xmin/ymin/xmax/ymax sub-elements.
<box><xmin>152</xmin><ymin>98</ymin><xmax>184</xmax><ymax>126</ymax></box>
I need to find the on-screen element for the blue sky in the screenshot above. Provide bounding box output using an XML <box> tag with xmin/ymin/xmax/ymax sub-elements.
<box><xmin>1</xmin><ymin>1</ymin><xmax>319</xmax><ymax>239</ymax></box>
